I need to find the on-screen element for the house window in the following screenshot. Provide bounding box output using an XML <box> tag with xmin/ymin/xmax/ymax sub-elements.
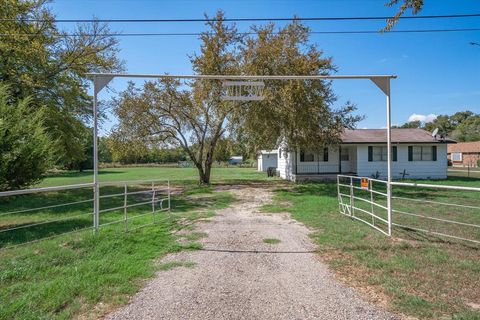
<box><xmin>368</xmin><ymin>146</ymin><xmax>397</xmax><ymax>162</ymax></box>
<box><xmin>452</xmin><ymin>152</ymin><xmax>462</xmax><ymax>162</ymax></box>
<box><xmin>279</xmin><ymin>149</ymin><xmax>282</xmax><ymax>158</ymax></box>
<box><xmin>300</xmin><ymin>150</ymin><xmax>314</xmax><ymax>162</ymax></box>
<box><xmin>408</xmin><ymin>146</ymin><xmax>437</xmax><ymax>161</ymax></box>
<box><xmin>340</xmin><ymin>148</ymin><xmax>349</xmax><ymax>161</ymax></box>
<box><xmin>373</xmin><ymin>146</ymin><xmax>388</xmax><ymax>161</ymax></box>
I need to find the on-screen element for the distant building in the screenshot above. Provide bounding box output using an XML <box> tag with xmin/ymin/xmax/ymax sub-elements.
<box><xmin>447</xmin><ymin>141</ymin><xmax>480</xmax><ymax>167</ymax></box>
<box><xmin>228</xmin><ymin>156</ymin><xmax>243</xmax><ymax>165</ymax></box>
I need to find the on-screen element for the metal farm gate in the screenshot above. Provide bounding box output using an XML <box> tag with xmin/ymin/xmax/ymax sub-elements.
<box><xmin>337</xmin><ymin>175</ymin><xmax>480</xmax><ymax>245</ymax></box>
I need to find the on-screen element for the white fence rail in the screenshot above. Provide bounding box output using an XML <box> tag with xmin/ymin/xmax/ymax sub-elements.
<box><xmin>337</xmin><ymin>175</ymin><xmax>480</xmax><ymax>245</ymax></box>
<box><xmin>0</xmin><ymin>179</ymin><xmax>171</xmax><ymax>249</ymax></box>
<box><xmin>337</xmin><ymin>175</ymin><xmax>391</xmax><ymax>236</ymax></box>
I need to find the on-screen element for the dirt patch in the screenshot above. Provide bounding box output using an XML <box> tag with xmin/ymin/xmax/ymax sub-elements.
<box><xmin>106</xmin><ymin>186</ymin><xmax>396</xmax><ymax>320</ymax></box>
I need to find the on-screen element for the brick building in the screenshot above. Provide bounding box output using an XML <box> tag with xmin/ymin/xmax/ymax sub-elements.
<box><xmin>447</xmin><ymin>141</ymin><xmax>480</xmax><ymax>167</ymax></box>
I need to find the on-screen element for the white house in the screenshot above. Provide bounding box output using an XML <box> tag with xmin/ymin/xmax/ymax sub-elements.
<box><xmin>257</xmin><ymin>150</ymin><xmax>278</xmax><ymax>172</ymax></box>
<box><xmin>265</xmin><ymin>129</ymin><xmax>454</xmax><ymax>181</ymax></box>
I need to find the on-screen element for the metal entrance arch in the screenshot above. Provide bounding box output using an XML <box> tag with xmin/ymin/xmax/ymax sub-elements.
<box><xmin>87</xmin><ymin>73</ymin><xmax>396</xmax><ymax>235</ymax></box>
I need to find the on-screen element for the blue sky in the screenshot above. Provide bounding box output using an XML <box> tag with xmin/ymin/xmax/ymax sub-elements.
<box><xmin>48</xmin><ymin>0</ymin><xmax>480</xmax><ymax>134</ymax></box>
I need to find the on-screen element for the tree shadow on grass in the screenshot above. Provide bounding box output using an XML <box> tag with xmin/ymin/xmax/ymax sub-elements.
<box><xmin>0</xmin><ymin>218</ymin><xmax>92</xmax><ymax>248</ymax></box>
<box><xmin>44</xmin><ymin>170</ymin><xmax>125</xmax><ymax>179</ymax></box>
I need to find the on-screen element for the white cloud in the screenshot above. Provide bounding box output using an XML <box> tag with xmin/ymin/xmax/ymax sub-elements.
<box><xmin>407</xmin><ymin>113</ymin><xmax>437</xmax><ymax>123</ymax></box>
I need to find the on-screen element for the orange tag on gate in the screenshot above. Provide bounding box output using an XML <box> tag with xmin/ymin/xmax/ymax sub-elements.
<box><xmin>361</xmin><ymin>178</ymin><xmax>369</xmax><ymax>190</ymax></box>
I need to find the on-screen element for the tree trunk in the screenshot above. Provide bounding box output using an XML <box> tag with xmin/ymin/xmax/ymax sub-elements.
<box><xmin>195</xmin><ymin>162</ymin><xmax>210</xmax><ymax>185</ymax></box>
<box><xmin>203</xmin><ymin>162</ymin><xmax>212</xmax><ymax>185</ymax></box>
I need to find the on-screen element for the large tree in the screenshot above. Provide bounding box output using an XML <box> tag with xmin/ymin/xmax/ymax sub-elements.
<box><xmin>112</xmin><ymin>12</ymin><xmax>360</xmax><ymax>184</ymax></box>
<box><xmin>399</xmin><ymin>110</ymin><xmax>480</xmax><ymax>142</ymax></box>
<box><xmin>0</xmin><ymin>0</ymin><xmax>123</xmax><ymax>169</ymax></box>
<box><xmin>0</xmin><ymin>84</ymin><xmax>53</xmax><ymax>190</ymax></box>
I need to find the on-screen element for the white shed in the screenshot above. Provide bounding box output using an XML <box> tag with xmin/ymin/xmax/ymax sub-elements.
<box><xmin>257</xmin><ymin>150</ymin><xmax>278</xmax><ymax>172</ymax></box>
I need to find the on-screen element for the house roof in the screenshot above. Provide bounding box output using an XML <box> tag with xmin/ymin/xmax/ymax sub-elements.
<box><xmin>447</xmin><ymin>141</ymin><xmax>480</xmax><ymax>153</ymax></box>
<box><xmin>341</xmin><ymin>129</ymin><xmax>455</xmax><ymax>144</ymax></box>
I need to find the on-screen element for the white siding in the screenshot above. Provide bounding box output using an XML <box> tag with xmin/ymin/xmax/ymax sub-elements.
<box><xmin>356</xmin><ymin>144</ymin><xmax>448</xmax><ymax>179</ymax></box>
<box><xmin>257</xmin><ymin>153</ymin><xmax>278</xmax><ymax>171</ymax></box>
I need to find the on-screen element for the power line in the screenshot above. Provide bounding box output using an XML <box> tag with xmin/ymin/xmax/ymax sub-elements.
<box><xmin>1</xmin><ymin>28</ymin><xmax>479</xmax><ymax>38</ymax></box>
<box><xmin>2</xmin><ymin>13</ymin><xmax>480</xmax><ymax>23</ymax></box>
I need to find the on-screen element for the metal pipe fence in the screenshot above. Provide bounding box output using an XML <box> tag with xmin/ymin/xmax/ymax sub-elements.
<box><xmin>337</xmin><ymin>175</ymin><xmax>480</xmax><ymax>245</ymax></box>
<box><xmin>0</xmin><ymin>179</ymin><xmax>171</xmax><ymax>250</ymax></box>
<box><xmin>337</xmin><ymin>175</ymin><xmax>390</xmax><ymax>236</ymax></box>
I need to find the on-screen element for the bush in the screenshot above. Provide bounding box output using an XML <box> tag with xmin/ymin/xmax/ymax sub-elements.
<box><xmin>0</xmin><ymin>84</ymin><xmax>53</xmax><ymax>190</ymax></box>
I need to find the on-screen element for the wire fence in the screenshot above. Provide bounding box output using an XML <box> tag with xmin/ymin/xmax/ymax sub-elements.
<box><xmin>0</xmin><ymin>180</ymin><xmax>170</xmax><ymax>250</ymax></box>
<box><xmin>337</xmin><ymin>175</ymin><xmax>480</xmax><ymax>245</ymax></box>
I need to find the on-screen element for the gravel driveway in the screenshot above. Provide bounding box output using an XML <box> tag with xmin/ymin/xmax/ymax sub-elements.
<box><xmin>107</xmin><ymin>186</ymin><xmax>396</xmax><ymax>320</ymax></box>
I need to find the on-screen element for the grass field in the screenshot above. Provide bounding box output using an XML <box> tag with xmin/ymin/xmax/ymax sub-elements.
<box><xmin>449</xmin><ymin>167</ymin><xmax>480</xmax><ymax>179</ymax></box>
<box><xmin>1</xmin><ymin>167</ymin><xmax>479</xmax><ymax>319</ymax></box>
<box><xmin>262</xmin><ymin>177</ymin><xmax>480</xmax><ymax>319</ymax></box>
<box><xmin>38</xmin><ymin>167</ymin><xmax>274</xmax><ymax>187</ymax></box>
<box><xmin>0</xmin><ymin>167</ymin><xmax>248</xmax><ymax>319</ymax></box>
<box><xmin>0</xmin><ymin>167</ymin><xmax>274</xmax><ymax>247</ymax></box>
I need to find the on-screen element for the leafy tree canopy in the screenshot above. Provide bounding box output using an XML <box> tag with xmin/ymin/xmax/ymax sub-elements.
<box><xmin>0</xmin><ymin>0</ymin><xmax>123</xmax><ymax>169</ymax></box>
<box><xmin>0</xmin><ymin>84</ymin><xmax>53</xmax><ymax>190</ymax></box>
<box><xmin>111</xmin><ymin>12</ymin><xmax>361</xmax><ymax>184</ymax></box>
<box><xmin>398</xmin><ymin>110</ymin><xmax>480</xmax><ymax>142</ymax></box>
<box><xmin>384</xmin><ymin>0</ymin><xmax>424</xmax><ymax>30</ymax></box>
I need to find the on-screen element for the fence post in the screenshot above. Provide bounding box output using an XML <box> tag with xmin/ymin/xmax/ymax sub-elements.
<box><xmin>152</xmin><ymin>181</ymin><xmax>156</xmax><ymax>223</ymax></box>
<box><xmin>337</xmin><ymin>175</ymin><xmax>342</xmax><ymax>213</ymax></box>
<box><xmin>124</xmin><ymin>183</ymin><xmax>128</xmax><ymax>232</ymax></box>
<box><xmin>92</xmin><ymin>78</ymin><xmax>100</xmax><ymax>234</ymax></box>
<box><xmin>350</xmin><ymin>177</ymin><xmax>354</xmax><ymax>217</ymax></box>
<box><xmin>370</xmin><ymin>179</ymin><xmax>375</xmax><ymax>226</ymax></box>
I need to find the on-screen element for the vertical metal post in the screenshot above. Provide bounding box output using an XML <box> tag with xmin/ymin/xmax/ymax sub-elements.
<box><xmin>370</xmin><ymin>180</ymin><xmax>375</xmax><ymax>226</ymax></box>
<box><xmin>124</xmin><ymin>183</ymin><xmax>128</xmax><ymax>232</ymax></box>
<box><xmin>152</xmin><ymin>181</ymin><xmax>156</xmax><ymax>223</ymax></box>
<box><xmin>386</xmin><ymin>81</ymin><xmax>393</xmax><ymax>237</ymax></box>
<box><xmin>93</xmin><ymin>76</ymin><xmax>100</xmax><ymax>234</ymax></box>
<box><xmin>349</xmin><ymin>176</ymin><xmax>354</xmax><ymax>216</ymax></box>
<box><xmin>167</xmin><ymin>180</ymin><xmax>171</xmax><ymax>211</ymax></box>
<box><xmin>337</xmin><ymin>175</ymin><xmax>341</xmax><ymax>213</ymax></box>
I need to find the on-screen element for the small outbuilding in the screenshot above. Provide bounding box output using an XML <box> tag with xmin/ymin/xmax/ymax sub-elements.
<box><xmin>257</xmin><ymin>150</ymin><xmax>278</xmax><ymax>172</ymax></box>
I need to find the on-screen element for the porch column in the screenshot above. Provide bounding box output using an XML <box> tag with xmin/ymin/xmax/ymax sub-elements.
<box><xmin>295</xmin><ymin>149</ymin><xmax>298</xmax><ymax>175</ymax></box>
<box><xmin>339</xmin><ymin>146</ymin><xmax>342</xmax><ymax>173</ymax></box>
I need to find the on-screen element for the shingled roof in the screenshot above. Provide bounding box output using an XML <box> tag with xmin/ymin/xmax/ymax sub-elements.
<box><xmin>447</xmin><ymin>141</ymin><xmax>480</xmax><ymax>153</ymax></box>
<box><xmin>341</xmin><ymin>129</ymin><xmax>455</xmax><ymax>144</ymax></box>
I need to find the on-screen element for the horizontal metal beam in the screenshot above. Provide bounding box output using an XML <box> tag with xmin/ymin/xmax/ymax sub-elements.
<box><xmin>87</xmin><ymin>73</ymin><xmax>397</xmax><ymax>80</ymax></box>
<box><xmin>0</xmin><ymin>183</ymin><xmax>95</xmax><ymax>197</ymax></box>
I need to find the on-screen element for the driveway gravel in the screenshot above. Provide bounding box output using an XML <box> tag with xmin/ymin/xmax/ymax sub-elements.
<box><xmin>106</xmin><ymin>186</ymin><xmax>396</xmax><ymax>320</ymax></box>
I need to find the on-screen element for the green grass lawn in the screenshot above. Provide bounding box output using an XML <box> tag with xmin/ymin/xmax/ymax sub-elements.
<box><xmin>38</xmin><ymin>167</ymin><xmax>274</xmax><ymax>187</ymax></box>
<box><xmin>449</xmin><ymin>168</ymin><xmax>480</xmax><ymax>179</ymax></box>
<box><xmin>0</xmin><ymin>167</ymin><xmax>240</xmax><ymax>319</ymax></box>
<box><xmin>262</xmin><ymin>177</ymin><xmax>480</xmax><ymax>319</ymax></box>
<box><xmin>1</xmin><ymin>167</ymin><xmax>479</xmax><ymax>319</ymax></box>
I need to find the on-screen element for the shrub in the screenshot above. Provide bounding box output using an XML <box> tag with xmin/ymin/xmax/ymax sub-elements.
<box><xmin>0</xmin><ymin>84</ymin><xmax>53</xmax><ymax>190</ymax></box>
